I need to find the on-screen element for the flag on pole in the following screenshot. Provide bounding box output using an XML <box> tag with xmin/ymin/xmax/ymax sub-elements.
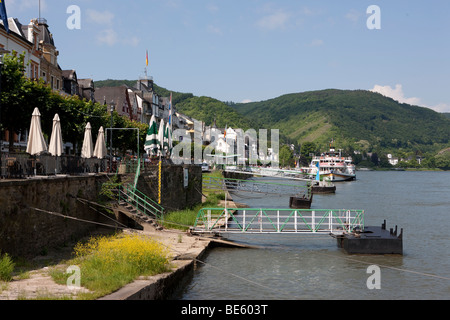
<box><xmin>146</xmin><ymin>50</ymin><xmax>149</xmax><ymax>66</ymax></box>
<box><xmin>0</xmin><ymin>0</ymin><xmax>9</xmax><ymax>33</ymax></box>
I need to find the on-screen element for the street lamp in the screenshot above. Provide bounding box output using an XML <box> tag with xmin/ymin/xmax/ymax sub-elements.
<box><xmin>109</xmin><ymin>100</ymin><xmax>116</xmax><ymax>172</ymax></box>
<box><xmin>0</xmin><ymin>48</ymin><xmax>10</xmax><ymax>178</ymax></box>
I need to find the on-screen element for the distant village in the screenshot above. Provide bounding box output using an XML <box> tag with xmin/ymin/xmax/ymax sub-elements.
<box><xmin>0</xmin><ymin>16</ymin><xmax>281</xmax><ymax>165</ymax></box>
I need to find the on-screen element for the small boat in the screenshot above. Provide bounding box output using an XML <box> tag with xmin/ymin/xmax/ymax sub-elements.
<box><xmin>311</xmin><ymin>180</ymin><xmax>336</xmax><ymax>194</ymax></box>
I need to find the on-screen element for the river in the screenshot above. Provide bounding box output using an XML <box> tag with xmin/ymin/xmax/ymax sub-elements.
<box><xmin>178</xmin><ymin>171</ymin><xmax>450</xmax><ymax>300</ymax></box>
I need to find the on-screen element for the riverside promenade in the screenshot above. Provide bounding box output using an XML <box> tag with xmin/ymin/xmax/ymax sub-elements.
<box><xmin>0</xmin><ymin>191</ymin><xmax>246</xmax><ymax>300</ymax></box>
<box><xmin>0</xmin><ymin>226</ymin><xmax>212</xmax><ymax>300</ymax></box>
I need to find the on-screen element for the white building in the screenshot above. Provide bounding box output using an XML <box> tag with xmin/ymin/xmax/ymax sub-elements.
<box><xmin>1</xmin><ymin>18</ymin><xmax>42</xmax><ymax>79</ymax></box>
<box><xmin>387</xmin><ymin>154</ymin><xmax>399</xmax><ymax>166</ymax></box>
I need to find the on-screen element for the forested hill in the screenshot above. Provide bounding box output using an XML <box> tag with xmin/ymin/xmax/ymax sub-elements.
<box><xmin>232</xmin><ymin>89</ymin><xmax>450</xmax><ymax>153</ymax></box>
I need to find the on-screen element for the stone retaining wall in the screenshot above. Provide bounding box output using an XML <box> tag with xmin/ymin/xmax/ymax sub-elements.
<box><xmin>0</xmin><ymin>174</ymin><xmax>112</xmax><ymax>258</ymax></box>
<box><xmin>138</xmin><ymin>164</ymin><xmax>203</xmax><ymax>212</ymax></box>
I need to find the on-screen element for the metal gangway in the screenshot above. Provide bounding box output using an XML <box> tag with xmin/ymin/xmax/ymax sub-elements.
<box><xmin>203</xmin><ymin>176</ymin><xmax>311</xmax><ymax>198</ymax></box>
<box><xmin>192</xmin><ymin>208</ymin><xmax>365</xmax><ymax>236</ymax></box>
<box><xmin>223</xmin><ymin>166</ymin><xmax>314</xmax><ymax>181</ymax></box>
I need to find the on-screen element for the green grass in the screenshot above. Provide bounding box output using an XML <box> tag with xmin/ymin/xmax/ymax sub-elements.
<box><xmin>162</xmin><ymin>170</ymin><xmax>226</xmax><ymax>231</ymax></box>
<box><xmin>162</xmin><ymin>192</ymin><xmax>225</xmax><ymax>231</ymax></box>
<box><xmin>0</xmin><ymin>251</ymin><xmax>15</xmax><ymax>282</ymax></box>
<box><xmin>50</xmin><ymin>233</ymin><xmax>171</xmax><ymax>300</ymax></box>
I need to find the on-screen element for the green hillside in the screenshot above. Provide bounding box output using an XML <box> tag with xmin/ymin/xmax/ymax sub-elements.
<box><xmin>94</xmin><ymin>80</ymin><xmax>450</xmax><ymax>156</ymax></box>
<box><xmin>232</xmin><ymin>89</ymin><xmax>450</xmax><ymax>154</ymax></box>
<box><xmin>175</xmin><ymin>96</ymin><xmax>256</xmax><ymax>130</ymax></box>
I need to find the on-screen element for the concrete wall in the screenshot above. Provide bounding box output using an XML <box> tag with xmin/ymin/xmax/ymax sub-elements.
<box><xmin>138</xmin><ymin>164</ymin><xmax>203</xmax><ymax>212</ymax></box>
<box><xmin>0</xmin><ymin>174</ymin><xmax>113</xmax><ymax>258</ymax></box>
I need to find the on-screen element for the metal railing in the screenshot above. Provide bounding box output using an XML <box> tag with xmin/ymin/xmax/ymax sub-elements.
<box><xmin>0</xmin><ymin>153</ymin><xmax>106</xmax><ymax>178</ymax></box>
<box><xmin>193</xmin><ymin>208</ymin><xmax>364</xmax><ymax>235</ymax></box>
<box><xmin>118</xmin><ymin>183</ymin><xmax>164</xmax><ymax>220</ymax></box>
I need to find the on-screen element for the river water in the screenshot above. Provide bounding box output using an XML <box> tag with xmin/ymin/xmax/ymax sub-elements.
<box><xmin>178</xmin><ymin>171</ymin><xmax>450</xmax><ymax>300</ymax></box>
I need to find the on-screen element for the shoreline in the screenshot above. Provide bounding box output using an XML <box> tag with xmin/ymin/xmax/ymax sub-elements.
<box><xmin>0</xmin><ymin>225</ymin><xmax>215</xmax><ymax>300</ymax></box>
<box><xmin>0</xmin><ymin>191</ymin><xmax>244</xmax><ymax>300</ymax></box>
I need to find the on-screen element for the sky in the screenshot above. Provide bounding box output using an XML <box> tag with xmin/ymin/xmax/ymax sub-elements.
<box><xmin>5</xmin><ymin>0</ymin><xmax>450</xmax><ymax>112</ymax></box>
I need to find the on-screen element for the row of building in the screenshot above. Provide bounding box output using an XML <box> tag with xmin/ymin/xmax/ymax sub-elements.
<box><xmin>0</xmin><ymin>14</ymin><xmax>278</xmax><ymax>164</ymax></box>
<box><xmin>0</xmin><ymin>15</ymin><xmax>189</xmax><ymax>155</ymax></box>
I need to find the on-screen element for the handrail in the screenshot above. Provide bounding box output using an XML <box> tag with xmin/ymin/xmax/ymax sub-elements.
<box><xmin>193</xmin><ymin>208</ymin><xmax>364</xmax><ymax>234</ymax></box>
<box><xmin>124</xmin><ymin>183</ymin><xmax>164</xmax><ymax>214</ymax></box>
<box><xmin>118</xmin><ymin>185</ymin><xmax>164</xmax><ymax>220</ymax></box>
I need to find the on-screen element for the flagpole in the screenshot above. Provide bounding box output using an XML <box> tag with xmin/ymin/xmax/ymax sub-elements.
<box><xmin>145</xmin><ymin>50</ymin><xmax>149</xmax><ymax>78</ymax></box>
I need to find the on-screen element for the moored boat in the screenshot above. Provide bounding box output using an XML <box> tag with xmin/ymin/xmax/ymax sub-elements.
<box><xmin>311</xmin><ymin>180</ymin><xmax>336</xmax><ymax>194</ymax></box>
<box><xmin>308</xmin><ymin>141</ymin><xmax>356</xmax><ymax>182</ymax></box>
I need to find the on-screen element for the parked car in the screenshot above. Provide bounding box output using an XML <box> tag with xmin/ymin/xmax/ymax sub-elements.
<box><xmin>201</xmin><ymin>162</ymin><xmax>210</xmax><ymax>172</ymax></box>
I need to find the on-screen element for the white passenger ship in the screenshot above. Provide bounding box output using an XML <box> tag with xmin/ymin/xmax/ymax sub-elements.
<box><xmin>308</xmin><ymin>142</ymin><xmax>356</xmax><ymax>182</ymax></box>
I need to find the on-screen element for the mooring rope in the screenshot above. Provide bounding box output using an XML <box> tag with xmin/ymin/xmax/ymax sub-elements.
<box><xmin>28</xmin><ymin>206</ymin><xmax>299</xmax><ymax>299</ymax></box>
<box><xmin>30</xmin><ymin>207</ymin><xmax>127</xmax><ymax>230</ymax></box>
<box><xmin>76</xmin><ymin>197</ymin><xmax>128</xmax><ymax>229</ymax></box>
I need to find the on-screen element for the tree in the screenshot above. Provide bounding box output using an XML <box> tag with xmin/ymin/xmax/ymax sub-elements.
<box><xmin>370</xmin><ymin>153</ymin><xmax>379</xmax><ymax>166</ymax></box>
<box><xmin>301</xmin><ymin>142</ymin><xmax>317</xmax><ymax>163</ymax></box>
<box><xmin>0</xmin><ymin>52</ymin><xmax>45</xmax><ymax>151</ymax></box>
<box><xmin>279</xmin><ymin>145</ymin><xmax>294</xmax><ymax>168</ymax></box>
<box><xmin>378</xmin><ymin>154</ymin><xmax>392</xmax><ymax>168</ymax></box>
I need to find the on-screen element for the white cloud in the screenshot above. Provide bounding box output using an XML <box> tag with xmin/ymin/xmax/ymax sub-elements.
<box><xmin>8</xmin><ymin>0</ymin><xmax>47</xmax><ymax>14</ymax></box>
<box><xmin>86</xmin><ymin>9</ymin><xmax>139</xmax><ymax>47</ymax></box>
<box><xmin>86</xmin><ymin>9</ymin><xmax>115</xmax><ymax>25</ymax></box>
<box><xmin>371</xmin><ymin>84</ymin><xmax>421</xmax><ymax>105</ymax></box>
<box><xmin>370</xmin><ymin>84</ymin><xmax>450</xmax><ymax>113</ymax></box>
<box><xmin>345</xmin><ymin>9</ymin><xmax>361</xmax><ymax>23</ymax></box>
<box><xmin>124</xmin><ymin>36</ymin><xmax>140</xmax><ymax>47</ymax></box>
<box><xmin>241</xmin><ymin>99</ymin><xmax>253</xmax><ymax>104</ymax></box>
<box><xmin>428</xmin><ymin>103</ymin><xmax>450</xmax><ymax>113</ymax></box>
<box><xmin>207</xmin><ymin>25</ymin><xmax>222</xmax><ymax>35</ymax></box>
<box><xmin>256</xmin><ymin>10</ymin><xmax>290</xmax><ymax>30</ymax></box>
<box><xmin>97</xmin><ymin>29</ymin><xmax>118</xmax><ymax>46</ymax></box>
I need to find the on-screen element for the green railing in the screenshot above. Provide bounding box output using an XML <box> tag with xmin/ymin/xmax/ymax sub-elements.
<box><xmin>119</xmin><ymin>184</ymin><xmax>164</xmax><ymax>220</ymax></box>
<box><xmin>193</xmin><ymin>208</ymin><xmax>364</xmax><ymax>235</ymax></box>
